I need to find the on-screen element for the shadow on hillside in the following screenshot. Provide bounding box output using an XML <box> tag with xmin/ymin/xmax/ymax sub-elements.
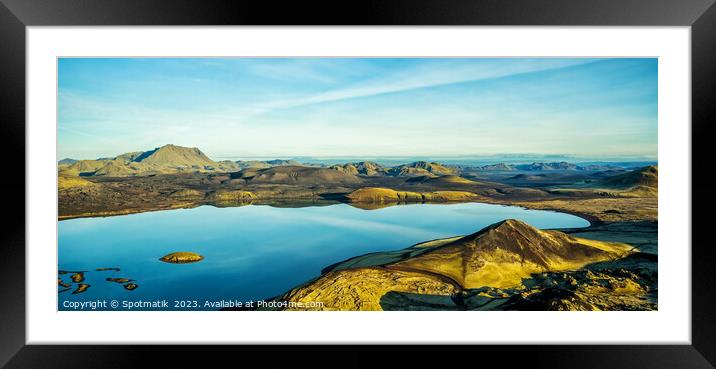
<box><xmin>379</xmin><ymin>252</ymin><xmax>658</xmax><ymax>311</ymax></box>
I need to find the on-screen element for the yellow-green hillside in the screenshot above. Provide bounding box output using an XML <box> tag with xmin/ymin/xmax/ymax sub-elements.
<box><xmin>276</xmin><ymin>219</ymin><xmax>635</xmax><ymax>310</ymax></box>
<box><xmin>345</xmin><ymin>187</ymin><xmax>481</xmax><ymax>203</ymax></box>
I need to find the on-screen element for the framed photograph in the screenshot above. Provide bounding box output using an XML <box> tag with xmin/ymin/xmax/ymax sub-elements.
<box><xmin>2</xmin><ymin>0</ymin><xmax>715</xmax><ymax>367</ymax></box>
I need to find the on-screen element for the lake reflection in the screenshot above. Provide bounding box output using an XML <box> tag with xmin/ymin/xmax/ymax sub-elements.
<box><xmin>58</xmin><ymin>202</ymin><xmax>589</xmax><ymax>310</ymax></box>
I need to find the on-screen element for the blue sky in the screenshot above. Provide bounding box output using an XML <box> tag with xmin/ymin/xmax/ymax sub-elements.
<box><xmin>58</xmin><ymin>58</ymin><xmax>657</xmax><ymax>160</ymax></box>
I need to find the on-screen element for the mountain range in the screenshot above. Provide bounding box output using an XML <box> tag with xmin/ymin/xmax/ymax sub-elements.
<box><xmin>476</xmin><ymin>161</ymin><xmax>625</xmax><ymax>171</ymax></box>
<box><xmin>58</xmin><ymin>144</ymin><xmax>463</xmax><ymax>178</ymax></box>
<box><xmin>58</xmin><ymin>144</ymin><xmax>652</xmax><ymax>179</ymax></box>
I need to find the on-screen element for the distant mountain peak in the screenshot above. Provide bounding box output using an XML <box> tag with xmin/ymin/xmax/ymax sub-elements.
<box><xmin>388</xmin><ymin>161</ymin><xmax>456</xmax><ymax>177</ymax></box>
<box><xmin>58</xmin><ymin>158</ymin><xmax>78</xmax><ymax>165</ymax></box>
<box><xmin>133</xmin><ymin>144</ymin><xmax>216</xmax><ymax>167</ymax></box>
<box><xmin>265</xmin><ymin>159</ymin><xmax>302</xmax><ymax>166</ymax></box>
<box><xmin>330</xmin><ymin>161</ymin><xmax>387</xmax><ymax>176</ymax></box>
<box><xmin>58</xmin><ymin>144</ymin><xmax>243</xmax><ymax>177</ymax></box>
<box><xmin>524</xmin><ymin>161</ymin><xmax>578</xmax><ymax>171</ymax></box>
<box><xmin>600</xmin><ymin>165</ymin><xmax>657</xmax><ymax>189</ymax></box>
<box><xmin>480</xmin><ymin>163</ymin><xmax>515</xmax><ymax>171</ymax></box>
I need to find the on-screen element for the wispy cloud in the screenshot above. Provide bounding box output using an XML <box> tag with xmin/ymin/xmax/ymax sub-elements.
<box><xmin>57</xmin><ymin>58</ymin><xmax>657</xmax><ymax>160</ymax></box>
<box><xmin>296</xmin><ymin>59</ymin><xmax>595</xmax><ymax>105</ymax></box>
<box><xmin>236</xmin><ymin>58</ymin><xmax>598</xmax><ymax>121</ymax></box>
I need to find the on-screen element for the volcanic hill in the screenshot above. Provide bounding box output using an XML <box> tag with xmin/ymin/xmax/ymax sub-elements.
<box><xmin>330</xmin><ymin>161</ymin><xmax>388</xmax><ymax>176</ymax></box>
<box><xmin>59</xmin><ymin>144</ymin><xmax>239</xmax><ymax>177</ymax></box>
<box><xmin>600</xmin><ymin>165</ymin><xmax>658</xmax><ymax>189</ymax></box>
<box><xmin>273</xmin><ymin>219</ymin><xmax>636</xmax><ymax>310</ymax></box>
<box><xmin>388</xmin><ymin>161</ymin><xmax>457</xmax><ymax>177</ymax></box>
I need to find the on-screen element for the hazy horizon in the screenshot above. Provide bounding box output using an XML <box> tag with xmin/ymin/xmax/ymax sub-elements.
<box><xmin>58</xmin><ymin>58</ymin><xmax>658</xmax><ymax>160</ymax></box>
<box><xmin>59</xmin><ymin>146</ymin><xmax>657</xmax><ymax>167</ymax></box>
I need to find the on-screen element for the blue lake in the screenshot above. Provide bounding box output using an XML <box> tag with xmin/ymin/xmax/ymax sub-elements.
<box><xmin>57</xmin><ymin>202</ymin><xmax>589</xmax><ymax>310</ymax></box>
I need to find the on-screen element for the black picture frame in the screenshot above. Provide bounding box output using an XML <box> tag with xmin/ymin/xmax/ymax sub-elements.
<box><xmin>1</xmin><ymin>0</ymin><xmax>714</xmax><ymax>367</ymax></box>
